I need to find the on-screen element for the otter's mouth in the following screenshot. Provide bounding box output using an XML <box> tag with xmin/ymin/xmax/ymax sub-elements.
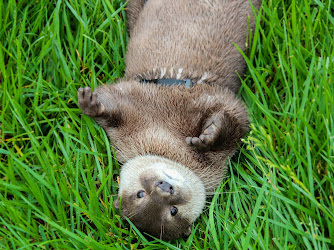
<box><xmin>161</xmin><ymin>168</ymin><xmax>185</xmax><ymax>184</ymax></box>
<box><xmin>163</xmin><ymin>172</ymin><xmax>176</xmax><ymax>181</ymax></box>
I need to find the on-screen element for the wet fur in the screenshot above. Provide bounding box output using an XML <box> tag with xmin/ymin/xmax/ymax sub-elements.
<box><xmin>78</xmin><ymin>0</ymin><xmax>260</xmax><ymax>240</ymax></box>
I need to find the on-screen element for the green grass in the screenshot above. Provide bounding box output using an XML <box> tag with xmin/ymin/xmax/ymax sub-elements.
<box><xmin>0</xmin><ymin>0</ymin><xmax>333</xmax><ymax>248</ymax></box>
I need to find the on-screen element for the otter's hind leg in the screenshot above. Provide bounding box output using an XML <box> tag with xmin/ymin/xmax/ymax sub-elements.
<box><xmin>126</xmin><ymin>0</ymin><xmax>146</xmax><ymax>33</ymax></box>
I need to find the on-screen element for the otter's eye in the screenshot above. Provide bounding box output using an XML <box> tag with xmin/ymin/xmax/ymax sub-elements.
<box><xmin>137</xmin><ymin>190</ymin><xmax>145</xmax><ymax>198</ymax></box>
<box><xmin>171</xmin><ymin>206</ymin><xmax>178</xmax><ymax>216</ymax></box>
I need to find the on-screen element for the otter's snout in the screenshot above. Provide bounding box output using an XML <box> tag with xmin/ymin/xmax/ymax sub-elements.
<box><xmin>155</xmin><ymin>181</ymin><xmax>174</xmax><ymax>194</ymax></box>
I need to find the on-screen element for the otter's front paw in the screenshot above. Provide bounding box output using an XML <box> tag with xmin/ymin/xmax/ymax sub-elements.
<box><xmin>78</xmin><ymin>87</ymin><xmax>105</xmax><ymax>117</ymax></box>
<box><xmin>186</xmin><ymin>114</ymin><xmax>222</xmax><ymax>151</ymax></box>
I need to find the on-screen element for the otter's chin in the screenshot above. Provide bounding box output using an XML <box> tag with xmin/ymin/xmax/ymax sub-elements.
<box><xmin>116</xmin><ymin>155</ymin><xmax>206</xmax><ymax>239</ymax></box>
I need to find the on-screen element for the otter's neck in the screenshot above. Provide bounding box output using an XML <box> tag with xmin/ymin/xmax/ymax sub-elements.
<box><xmin>114</xmin><ymin>126</ymin><xmax>225</xmax><ymax>193</ymax></box>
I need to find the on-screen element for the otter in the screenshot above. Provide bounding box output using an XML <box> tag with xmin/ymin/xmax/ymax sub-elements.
<box><xmin>78</xmin><ymin>0</ymin><xmax>261</xmax><ymax>240</ymax></box>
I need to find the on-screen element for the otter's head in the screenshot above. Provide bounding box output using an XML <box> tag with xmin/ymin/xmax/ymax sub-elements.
<box><xmin>113</xmin><ymin>155</ymin><xmax>206</xmax><ymax>240</ymax></box>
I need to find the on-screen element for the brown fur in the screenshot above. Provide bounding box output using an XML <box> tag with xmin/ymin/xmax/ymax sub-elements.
<box><xmin>82</xmin><ymin>82</ymin><xmax>249</xmax><ymax>191</ymax></box>
<box><xmin>126</xmin><ymin>0</ymin><xmax>261</xmax><ymax>92</ymax></box>
<box><xmin>78</xmin><ymin>0</ymin><xmax>260</xmax><ymax>240</ymax></box>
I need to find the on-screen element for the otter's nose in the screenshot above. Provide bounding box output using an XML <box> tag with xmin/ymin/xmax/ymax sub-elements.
<box><xmin>155</xmin><ymin>181</ymin><xmax>174</xmax><ymax>194</ymax></box>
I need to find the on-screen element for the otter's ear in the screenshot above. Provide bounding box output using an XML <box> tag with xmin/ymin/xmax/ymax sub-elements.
<box><xmin>113</xmin><ymin>196</ymin><xmax>120</xmax><ymax>209</ymax></box>
<box><xmin>184</xmin><ymin>225</ymin><xmax>192</xmax><ymax>236</ymax></box>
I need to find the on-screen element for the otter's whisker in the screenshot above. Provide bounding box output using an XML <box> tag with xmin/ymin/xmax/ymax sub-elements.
<box><xmin>160</xmin><ymin>222</ymin><xmax>164</xmax><ymax>240</ymax></box>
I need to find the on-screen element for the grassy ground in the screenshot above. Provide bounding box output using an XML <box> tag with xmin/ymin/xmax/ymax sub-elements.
<box><xmin>0</xmin><ymin>0</ymin><xmax>333</xmax><ymax>249</ymax></box>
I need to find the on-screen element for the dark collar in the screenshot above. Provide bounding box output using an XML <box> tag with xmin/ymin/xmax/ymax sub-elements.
<box><xmin>140</xmin><ymin>78</ymin><xmax>194</xmax><ymax>88</ymax></box>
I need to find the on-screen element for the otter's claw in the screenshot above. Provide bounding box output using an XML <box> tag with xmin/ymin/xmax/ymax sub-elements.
<box><xmin>186</xmin><ymin>114</ymin><xmax>222</xmax><ymax>151</ymax></box>
<box><xmin>186</xmin><ymin>136</ymin><xmax>207</xmax><ymax>150</ymax></box>
<box><xmin>78</xmin><ymin>87</ymin><xmax>105</xmax><ymax>117</ymax></box>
